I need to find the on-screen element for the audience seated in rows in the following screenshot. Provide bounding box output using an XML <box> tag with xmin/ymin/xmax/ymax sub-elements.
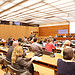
<box><xmin>57</xmin><ymin>48</ymin><xmax>75</xmax><ymax>75</ymax></box>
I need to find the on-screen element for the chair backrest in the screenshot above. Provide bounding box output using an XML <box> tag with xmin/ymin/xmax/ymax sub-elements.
<box><xmin>43</xmin><ymin>50</ymin><xmax>51</xmax><ymax>55</ymax></box>
<box><xmin>7</xmin><ymin>65</ymin><xmax>20</xmax><ymax>75</ymax></box>
<box><xmin>3</xmin><ymin>58</ymin><xmax>11</xmax><ymax>66</ymax></box>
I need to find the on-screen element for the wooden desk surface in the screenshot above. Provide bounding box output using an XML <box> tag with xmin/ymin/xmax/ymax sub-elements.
<box><xmin>0</xmin><ymin>47</ymin><xmax>8</xmax><ymax>55</ymax></box>
<box><xmin>26</xmin><ymin>52</ymin><xmax>63</xmax><ymax>66</ymax></box>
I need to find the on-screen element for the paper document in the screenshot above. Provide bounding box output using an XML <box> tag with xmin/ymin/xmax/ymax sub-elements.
<box><xmin>34</xmin><ymin>56</ymin><xmax>42</xmax><ymax>61</ymax></box>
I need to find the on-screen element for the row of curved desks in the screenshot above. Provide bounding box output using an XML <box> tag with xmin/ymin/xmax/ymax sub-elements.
<box><xmin>0</xmin><ymin>47</ymin><xmax>62</xmax><ymax>75</ymax></box>
<box><xmin>56</xmin><ymin>37</ymin><xmax>75</xmax><ymax>41</ymax></box>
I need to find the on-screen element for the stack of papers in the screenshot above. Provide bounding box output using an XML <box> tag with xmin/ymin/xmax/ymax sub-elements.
<box><xmin>34</xmin><ymin>56</ymin><xmax>42</xmax><ymax>61</ymax></box>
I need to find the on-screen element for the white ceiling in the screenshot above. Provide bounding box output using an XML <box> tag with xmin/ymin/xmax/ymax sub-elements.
<box><xmin>0</xmin><ymin>0</ymin><xmax>75</xmax><ymax>25</ymax></box>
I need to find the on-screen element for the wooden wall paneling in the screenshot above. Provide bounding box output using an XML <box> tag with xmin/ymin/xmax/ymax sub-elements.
<box><xmin>0</xmin><ymin>24</ymin><xmax>39</xmax><ymax>40</ymax></box>
<box><xmin>39</xmin><ymin>25</ymin><xmax>69</xmax><ymax>37</ymax></box>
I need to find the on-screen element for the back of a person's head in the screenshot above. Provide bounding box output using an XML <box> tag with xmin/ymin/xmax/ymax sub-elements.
<box><xmin>18</xmin><ymin>38</ymin><xmax>22</xmax><ymax>42</ymax></box>
<box><xmin>64</xmin><ymin>40</ymin><xmax>71</xmax><ymax>46</ymax></box>
<box><xmin>53</xmin><ymin>38</ymin><xmax>56</xmax><ymax>41</ymax></box>
<box><xmin>13</xmin><ymin>41</ymin><xmax>19</xmax><ymax>47</ymax></box>
<box><xmin>47</xmin><ymin>39</ymin><xmax>51</xmax><ymax>44</ymax></box>
<box><xmin>33</xmin><ymin>37</ymin><xmax>37</xmax><ymax>42</ymax></box>
<box><xmin>63</xmin><ymin>48</ymin><xmax>73</xmax><ymax>60</ymax></box>
<box><xmin>11</xmin><ymin>46</ymin><xmax>23</xmax><ymax>63</ymax></box>
<box><xmin>43</xmin><ymin>38</ymin><xmax>47</xmax><ymax>42</ymax></box>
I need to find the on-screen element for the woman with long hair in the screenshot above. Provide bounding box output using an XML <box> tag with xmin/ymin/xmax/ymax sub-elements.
<box><xmin>11</xmin><ymin>46</ymin><xmax>34</xmax><ymax>75</ymax></box>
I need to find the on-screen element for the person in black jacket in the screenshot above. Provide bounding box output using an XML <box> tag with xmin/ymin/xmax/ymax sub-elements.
<box><xmin>57</xmin><ymin>48</ymin><xmax>75</xmax><ymax>75</ymax></box>
<box><xmin>11</xmin><ymin>46</ymin><xmax>34</xmax><ymax>75</ymax></box>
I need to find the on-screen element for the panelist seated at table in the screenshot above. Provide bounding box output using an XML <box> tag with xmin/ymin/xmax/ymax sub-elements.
<box><xmin>11</xmin><ymin>46</ymin><xmax>34</xmax><ymax>75</ymax></box>
<box><xmin>58</xmin><ymin>35</ymin><xmax>63</xmax><ymax>37</ymax></box>
<box><xmin>57</xmin><ymin>48</ymin><xmax>75</xmax><ymax>75</ymax></box>
<box><xmin>68</xmin><ymin>34</ymin><xmax>72</xmax><ymax>38</ymax></box>
<box><xmin>45</xmin><ymin>39</ymin><xmax>56</xmax><ymax>53</ymax></box>
<box><xmin>73</xmin><ymin>35</ymin><xmax>75</xmax><ymax>38</ymax></box>
<box><xmin>63</xmin><ymin>34</ymin><xmax>67</xmax><ymax>37</ymax></box>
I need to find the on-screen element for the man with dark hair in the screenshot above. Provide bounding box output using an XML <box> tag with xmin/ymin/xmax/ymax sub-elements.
<box><xmin>33</xmin><ymin>37</ymin><xmax>37</xmax><ymax>42</ymax></box>
<box><xmin>18</xmin><ymin>38</ymin><xmax>22</xmax><ymax>42</ymax></box>
<box><xmin>31</xmin><ymin>37</ymin><xmax>42</xmax><ymax>51</ymax></box>
<box><xmin>63</xmin><ymin>48</ymin><xmax>73</xmax><ymax>60</ymax></box>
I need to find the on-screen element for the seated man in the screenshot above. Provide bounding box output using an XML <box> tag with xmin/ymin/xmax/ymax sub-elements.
<box><xmin>68</xmin><ymin>34</ymin><xmax>72</xmax><ymax>38</ymax></box>
<box><xmin>57</xmin><ymin>48</ymin><xmax>75</xmax><ymax>75</ymax></box>
<box><xmin>31</xmin><ymin>37</ymin><xmax>43</xmax><ymax>51</ymax></box>
<box><xmin>6</xmin><ymin>41</ymin><xmax>19</xmax><ymax>62</ymax></box>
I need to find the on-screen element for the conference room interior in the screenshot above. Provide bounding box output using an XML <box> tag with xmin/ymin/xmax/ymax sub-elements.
<box><xmin>0</xmin><ymin>0</ymin><xmax>75</xmax><ymax>75</ymax></box>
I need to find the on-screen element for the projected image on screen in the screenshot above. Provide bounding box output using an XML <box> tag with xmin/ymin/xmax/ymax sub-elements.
<box><xmin>58</xmin><ymin>29</ymin><xmax>68</xmax><ymax>34</ymax></box>
<box><xmin>69</xmin><ymin>22</ymin><xmax>75</xmax><ymax>34</ymax></box>
<box><xmin>14</xmin><ymin>22</ymin><xmax>20</xmax><ymax>26</ymax></box>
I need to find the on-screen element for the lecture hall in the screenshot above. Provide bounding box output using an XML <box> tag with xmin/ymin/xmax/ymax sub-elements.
<box><xmin>0</xmin><ymin>0</ymin><xmax>75</xmax><ymax>75</ymax></box>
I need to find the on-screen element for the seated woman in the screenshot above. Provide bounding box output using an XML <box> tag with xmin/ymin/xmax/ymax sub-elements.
<box><xmin>11</xmin><ymin>46</ymin><xmax>34</xmax><ymax>75</ymax></box>
<box><xmin>61</xmin><ymin>40</ymin><xmax>72</xmax><ymax>55</ymax></box>
<box><xmin>57</xmin><ymin>48</ymin><xmax>75</xmax><ymax>75</ymax></box>
<box><xmin>45</xmin><ymin>39</ymin><xmax>56</xmax><ymax>53</ymax></box>
<box><xmin>63</xmin><ymin>40</ymin><xmax>71</xmax><ymax>49</ymax></box>
<box><xmin>42</xmin><ymin>38</ymin><xmax>47</xmax><ymax>47</ymax></box>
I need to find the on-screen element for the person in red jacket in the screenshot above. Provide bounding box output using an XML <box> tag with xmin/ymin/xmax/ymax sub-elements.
<box><xmin>45</xmin><ymin>38</ymin><xmax>56</xmax><ymax>53</ymax></box>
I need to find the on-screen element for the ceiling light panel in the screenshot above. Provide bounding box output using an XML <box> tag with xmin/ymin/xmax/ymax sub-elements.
<box><xmin>15</xmin><ymin>9</ymin><xmax>29</xmax><ymax>14</ymax></box>
<box><xmin>64</xmin><ymin>7</ymin><xmax>75</xmax><ymax>11</ymax></box>
<box><xmin>34</xmin><ymin>5</ymin><xmax>51</xmax><ymax>11</ymax></box>
<box><xmin>10</xmin><ymin>6</ymin><xmax>23</xmax><ymax>12</ymax></box>
<box><xmin>29</xmin><ymin>3</ymin><xmax>45</xmax><ymax>9</ymax></box>
<box><xmin>48</xmin><ymin>17</ymin><xmax>61</xmax><ymax>20</ymax></box>
<box><xmin>22</xmin><ymin>10</ymin><xmax>36</xmax><ymax>14</ymax></box>
<box><xmin>40</xmin><ymin>7</ymin><xmax>55</xmax><ymax>12</ymax></box>
<box><xmin>55</xmin><ymin>2</ymin><xmax>75</xmax><ymax>8</ymax></box>
<box><xmin>20</xmin><ymin>0</ymin><xmax>41</xmax><ymax>7</ymax></box>
<box><xmin>60</xmin><ymin>5</ymin><xmax>75</xmax><ymax>10</ymax></box>
<box><xmin>54</xmin><ymin>13</ymin><xmax>68</xmax><ymax>17</ymax></box>
<box><xmin>12</xmin><ymin>0</ymin><xmax>24</xmax><ymax>4</ymax></box>
<box><xmin>50</xmin><ymin>0</ymin><xmax>73</xmax><ymax>6</ymax></box>
<box><xmin>44</xmin><ymin>0</ymin><xmax>58</xmax><ymax>3</ymax></box>
<box><xmin>0</xmin><ymin>0</ymin><xmax>5</xmax><ymax>5</ymax></box>
<box><xmin>0</xmin><ymin>9</ymin><xmax>3</xmax><ymax>12</ymax></box>
<box><xmin>1</xmin><ymin>2</ymin><xmax>15</xmax><ymax>10</ymax></box>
